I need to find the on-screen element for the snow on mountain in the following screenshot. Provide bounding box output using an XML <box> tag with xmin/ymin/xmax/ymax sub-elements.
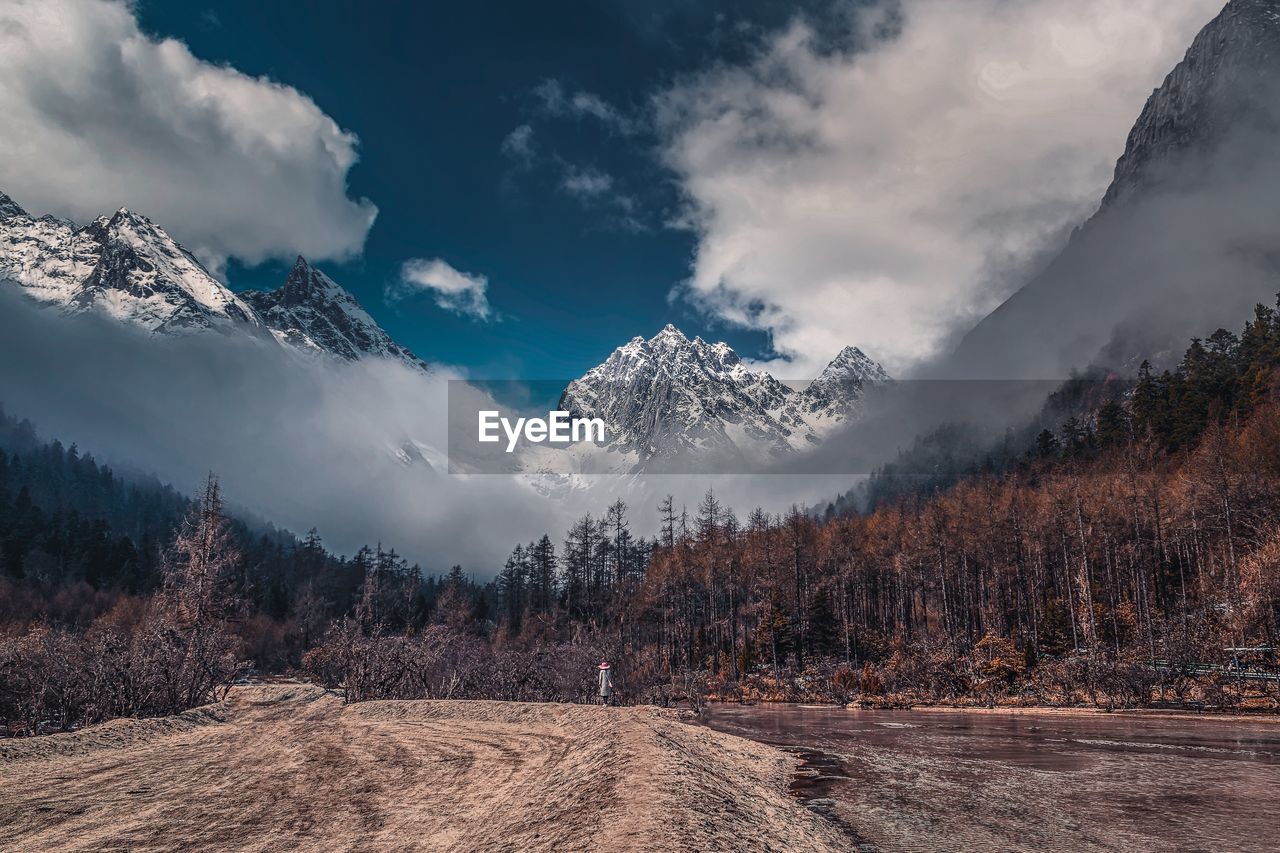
<box><xmin>242</xmin><ymin>256</ymin><xmax>429</xmax><ymax>372</ymax></box>
<box><xmin>0</xmin><ymin>189</ymin><xmax>427</xmax><ymax>372</ymax></box>
<box><xmin>801</xmin><ymin>345</ymin><xmax>891</xmax><ymax>423</ymax></box>
<box><xmin>4</xmin><ymin>187</ymin><xmax>887</xmax><ymax>475</ymax></box>
<box><xmin>1</xmin><ymin>193</ymin><xmax>259</xmax><ymax>333</ymax></box>
<box><xmin>556</xmin><ymin>325</ymin><xmax>888</xmax><ymax>471</ymax></box>
<box><xmin>0</xmin><ymin>192</ymin><xmax>102</xmax><ymax>306</ymax></box>
<box><xmin>73</xmin><ymin>209</ymin><xmax>263</xmax><ymax>333</ymax></box>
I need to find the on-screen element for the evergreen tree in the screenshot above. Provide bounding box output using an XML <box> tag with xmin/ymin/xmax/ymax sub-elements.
<box><xmin>498</xmin><ymin>544</ymin><xmax>528</xmax><ymax>633</ymax></box>
<box><xmin>806</xmin><ymin>585</ymin><xmax>840</xmax><ymax>658</ymax></box>
<box><xmin>1095</xmin><ymin>399</ymin><xmax>1130</xmax><ymax>448</ymax></box>
<box><xmin>528</xmin><ymin>534</ymin><xmax>557</xmax><ymax>614</ymax></box>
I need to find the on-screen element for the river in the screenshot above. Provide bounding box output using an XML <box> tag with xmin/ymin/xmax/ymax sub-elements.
<box><xmin>701</xmin><ymin>703</ymin><xmax>1280</xmax><ymax>852</ymax></box>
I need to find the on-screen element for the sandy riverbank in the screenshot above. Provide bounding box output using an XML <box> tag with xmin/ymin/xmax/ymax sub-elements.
<box><xmin>0</xmin><ymin>684</ymin><xmax>846</xmax><ymax>852</ymax></box>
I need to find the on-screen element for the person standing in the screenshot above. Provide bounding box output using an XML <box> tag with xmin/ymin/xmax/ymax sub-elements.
<box><xmin>597</xmin><ymin>661</ymin><xmax>614</xmax><ymax>706</ymax></box>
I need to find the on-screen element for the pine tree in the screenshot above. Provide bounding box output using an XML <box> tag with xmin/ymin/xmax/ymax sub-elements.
<box><xmin>806</xmin><ymin>584</ymin><xmax>840</xmax><ymax>658</ymax></box>
<box><xmin>606</xmin><ymin>499</ymin><xmax>632</xmax><ymax>588</ymax></box>
<box><xmin>528</xmin><ymin>534</ymin><xmax>557</xmax><ymax>614</ymax></box>
<box><xmin>498</xmin><ymin>544</ymin><xmax>528</xmax><ymax>633</ymax></box>
<box><xmin>1034</xmin><ymin>428</ymin><xmax>1061</xmax><ymax>460</ymax></box>
<box><xmin>658</xmin><ymin>494</ymin><xmax>677</xmax><ymax>551</ymax></box>
<box><xmin>436</xmin><ymin>564</ymin><xmax>472</xmax><ymax>629</ymax></box>
<box><xmin>1095</xmin><ymin>399</ymin><xmax>1130</xmax><ymax>448</ymax></box>
<box><xmin>162</xmin><ymin>473</ymin><xmax>240</xmax><ymax>626</ymax></box>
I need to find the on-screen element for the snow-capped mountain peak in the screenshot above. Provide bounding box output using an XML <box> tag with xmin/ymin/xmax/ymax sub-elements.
<box><xmin>72</xmin><ymin>206</ymin><xmax>261</xmax><ymax>331</ymax></box>
<box><xmin>800</xmin><ymin>345</ymin><xmax>891</xmax><ymax>422</ymax></box>
<box><xmin>0</xmin><ymin>192</ymin><xmax>258</xmax><ymax>333</ymax></box>
<box><xmin>276</xmin><ymin>256</ymin><xmax>349</xmax><ymax>303</ymax></box>
<box><xmin>0</xmin><ymin>192</ymin><xmax>27</xmax><ymax>220</ymax></box>
<box><xmin>815</xmin><ymin>345</ymin><xmax>891</xmax><ymax>385</ymax></box>
<box><xmin>1</xmin><ymin>189</ymin><xmax>429</xmax><ymax>372</ymax></box>
<box><xmin>557</xmin><ymin>325</ymin><xmax>888</xmax><ymax>470</ymax></box>
<box><xmin>241</xmin><ymin>256</ymin><xmax>429</xmax><ymax>372</ymax></box>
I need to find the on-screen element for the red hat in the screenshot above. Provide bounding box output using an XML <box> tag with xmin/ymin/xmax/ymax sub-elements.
<box><xmin>598</xmin><ymin>661</ymin><xmax>610</xmax><ymax>669</ymax></box>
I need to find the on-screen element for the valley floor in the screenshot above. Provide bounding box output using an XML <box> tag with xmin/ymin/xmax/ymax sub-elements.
<box><xmin>0</xmin><ymin>684</ymin><xmax>845</xmax><ymax>852</ymax></box>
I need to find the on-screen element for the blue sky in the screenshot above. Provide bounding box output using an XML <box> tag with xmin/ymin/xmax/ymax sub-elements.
<box><xmin>133</xmin><ymin>0</ymin><xmax>821</xmax><ymax>377</ymax></box>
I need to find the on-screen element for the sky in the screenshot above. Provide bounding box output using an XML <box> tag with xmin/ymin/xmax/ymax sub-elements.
<box><xmin>0</xmin><ymin>0</ymin><xmax>1223</xmax><ymax>379</ymax></box>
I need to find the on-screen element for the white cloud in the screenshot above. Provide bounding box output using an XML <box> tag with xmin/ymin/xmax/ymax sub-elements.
<box><xmin>534</xmin><ymin>79</ymin><xmax>637</xmax><ymax>134</ymax></box>
<box><xmin>656</xmin><ymin>0</ymin><xmax>1222</xmax><ymax>376</ymax></box>
<box><xmin>561</xmin><ymin>166</ymin><xmax>615</xmax><ymax>198</ymax></box>
<box><xmin>392</xmin><ymin>258</ymin><xmax>494</xmax><ymax>321</ymax></box>
<box><xmin>500</xmin><ymin>124</ymin><xmax>536</xmax><ymax>167</ymax></box>
<box><xmin>560</xmin><ymin>165</ymin><xmax>645</xmax><ymax>232</ymax></box>
<box><xmin>0</xmin><ymin>0</ymin><xmax>376</xmax><ymax>271</ymax></box>
<box><xmin>0</xmin><ymin>284</ymin><xmax>851</xmax><ymax>570</ymax></box>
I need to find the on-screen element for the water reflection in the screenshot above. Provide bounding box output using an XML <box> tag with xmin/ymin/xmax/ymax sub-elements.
<box><xmin>703</xmin><ymin>704</ymin><xmax>1280</xmax><ymax>852</ymax></box>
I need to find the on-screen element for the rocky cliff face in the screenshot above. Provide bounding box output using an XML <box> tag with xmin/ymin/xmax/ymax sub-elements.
<box><xmin>954</xmin><ymin>0</ymin><xmax>1280</xmax><ymax>379</ymax></box>
<box><xmin>1104</xmin><ymin>0</ymin><xmax>1280</xmax><ymax>208</ymax></box>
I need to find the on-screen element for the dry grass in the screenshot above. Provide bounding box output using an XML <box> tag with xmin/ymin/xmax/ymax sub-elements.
<box><xmin>0</xmin><ymin>684</ymin><xmax>845</xmax><ymax>852</ymax></box>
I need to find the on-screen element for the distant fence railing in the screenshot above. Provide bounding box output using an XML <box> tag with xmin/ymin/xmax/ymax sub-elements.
<box><xmin>1151</xmin><ymin>660</ymin><xmax>1280</xmax><ymax>683</ymax></box>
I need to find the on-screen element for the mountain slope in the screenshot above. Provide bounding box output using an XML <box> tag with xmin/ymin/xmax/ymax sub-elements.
<box><xmin>72</xmin><ymin>209</ymin><xmax>262</xmax><ymax>333</ymax></box>
<box><xmin>1103</xmin><ymin>0</ymin><xmax>1280</xmax><ymax>208</ymax></box>
<box><xmin>243</xmin><ymin>257</ymin><xmax>429</xmax><ymax>371</ymax></box>
<box><xmin>0</xmin><ymin>193</ymin><xmax>260</xmax><ymax>334</ymax></box>
<box><xmin>0</xmin><ymin>192</ymin><xmax>101</xmax><ymax>306</ymax></box>
<box><xmin>802</xmin><ymin>345</ymin><xmax>891</xmax><ymax>422</ymax></box>
<box><xmin>953</xmin><ymin>0</ymin><xmax>1280</xmax><ymax>379</ymax></box>
<box><xmin>556</xmin><ymin>326</ymin><xmax>887</xmax><ymax>469</ymax></box>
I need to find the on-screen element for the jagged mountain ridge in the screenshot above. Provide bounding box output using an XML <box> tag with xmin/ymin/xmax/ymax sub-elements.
<box><xmin>954</xmin><ymin>0</ymin><xmax>1280</xmax><ymax>379</ymax></box>
<box><xmin>1</xmin><ymin>187</ymin><xmax>887</xmax><ymax>474</ymax></box>
<box><xmin>242</xmin><ymin>257</ymin><xmax>429</xmax><ymax>371</ymax></box>
<box><xmin>557</xmin><ymin>325</ymin><xmax>888</xmax><ymax>466</ymax></box>
<box><xmin>0</xmin><ymin>190</ymin><xmax>427</xmax><ymax>371</ymax></box>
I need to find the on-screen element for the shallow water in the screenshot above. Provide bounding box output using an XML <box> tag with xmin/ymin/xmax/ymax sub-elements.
<box><xmin>702</xmin><ymin>704</ymin><xmax>1280</xmax><ymax>852</ymax></box>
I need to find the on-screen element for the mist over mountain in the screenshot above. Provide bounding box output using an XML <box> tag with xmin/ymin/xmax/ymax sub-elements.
<box><xmin>951</xmin><ymin>0</ymin><xmax>1280</xmax><ymax>379</ymax></box>
<box><xmin>0</xmin><ymin>285</ymin><xmax>582</xmax><ymax>570</ymax></box>
<box><xmin>0</xmin><ymin>205</ymin><xmax>851</xmax><ymax>569</ymax></box>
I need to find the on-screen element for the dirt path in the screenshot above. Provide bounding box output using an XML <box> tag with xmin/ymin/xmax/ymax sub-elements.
<box><xmin>0</xmin><ymin>685</ymin><xmax>847</xmax><ymax>852</ymax></box>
